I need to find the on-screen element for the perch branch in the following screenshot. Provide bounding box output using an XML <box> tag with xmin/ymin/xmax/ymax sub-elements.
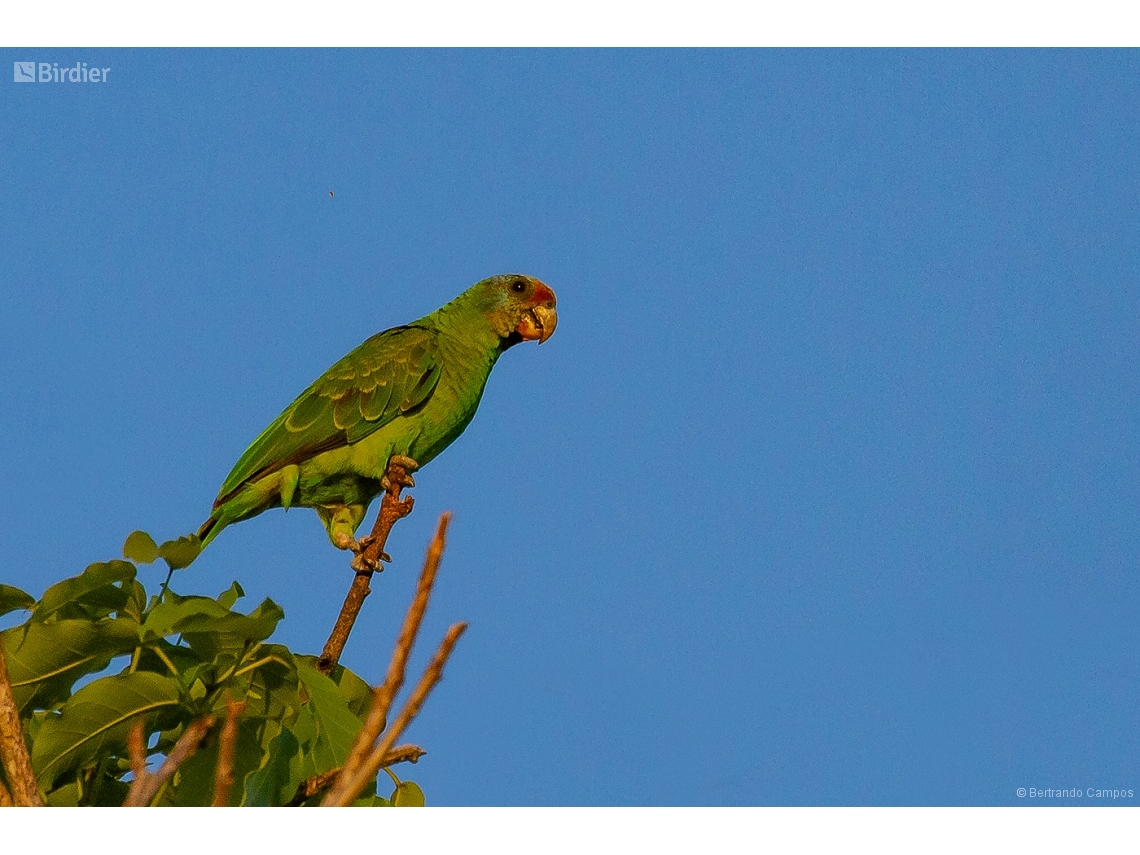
<box><xmin>0</xmin><ymin>776</ymin><xmax>12</xmax><ymax>807</ymax></box>
<box><xmin>322</xmin><ymin>513</ymin><xmax>450</xmax><ymax>803</ymax></box>
<box><xmin>0</xmin><ymin>641</ymin><xmax>43</xmax><ymax>806</ymax></box>
<box><xmin>124</xmin><ymin>715</ymin><xmax>215</xmax><ymax>806</ymax></box>
<box><xmin>317</xmin><ymin>458</ymin><xmax>417</xmax><ymax>675</ymax></box>
<box><xmin>286</xmin><ymin>744</ymin><xmax>425</xmax><ymax>806</ymax></box>
<box><xmin>324</xmin><ymin>622</ymin><xmax>467</xmax><ymax>806</ymax></box>
<box><xmin>211</xmin><ymin>698</ymin><xmax>246</xmax><ymax>806</ymax></box>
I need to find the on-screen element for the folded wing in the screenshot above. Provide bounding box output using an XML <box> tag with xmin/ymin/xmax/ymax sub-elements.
<box><xmin>213</xmin><ymin>325</ymin><xmax>441</xmax><ymax>506</ymax></box>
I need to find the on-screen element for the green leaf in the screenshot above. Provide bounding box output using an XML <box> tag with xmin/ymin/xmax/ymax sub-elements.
<box><xmin>233</xmin><ymin>645</ymin><xmax>301</xmax><ymax>723</ymax></box>
<box><xmin>289</xmin><ymin>704</ymin><xmax>327</xmax><ymax>780</ymax></box>
<box><xmin>170</xmin><ymin>717</ymin><xmax>268</xmax><ymax>806</ymax></box>
<box><xmin>9</xmin><ymin>559</ymin><xmax>438</xmax><ymax>806</ymax></box>
<box><xmin>34</xmin><ymin>561</ymin><xmax>137</xmax><ymax>622</ymax></box>
<box><xmin>85</xmin><ymin>769</ymin><xmax>131</xmax><ymax>807</ymax></box>
<box><xmin>45</xmin><ymin>781</ymin><xmax>80</xmax><ymax>806</ymax></box>
<box><xmin>122</xmin><ymin>530</ymin><xmax>160</xmax><ymax>564</ymax></box>
<box><xmin>295</xmin><ymin>661</ymin><xmax>364</xmax><ymax>766</ymax></box>
<box><xmin>70</xmin><ymin>584</ymin><xmax>133</xmax><ymax>620</ymax></box>
<box><xmin>243</xmin><ymin>726</ymin><xmax>301</xmax><ymax>807</ymax></box>
<box><xmin>32</xmin><ymin>671</ymin><xmax>182</xmax><ymax>788</ymax></box>
<box><xmin>0</xmin><ymin>584</ymin><xmax>35</xmax><ymax>618</ymax></box>
<box><xmin>353</xmin><ymin>793</ymin><xmax>392</xmax><ymax>807</ymax></box>
<box><xmin>392</xmin><ymin>780</ymin><xmax>425</xmax><ymax>807</ymax></box>
<box><xmin>136</xmin><ymin>640</ymin><xmax>204</xmax><ymax>684</ymax></box>
<box><xmin>217</xmin><ymin>581</ymin><xmax>245</xmax><ymax>610</ymax></box>
<box><xmin>158</xmin><ymin>535</ymin><xmax>202</xmax><ymax>570</ymax></box>
<box><xmin>141</xmin><ymin>594</ymin><xmax>230</xmax><ymax>643</ymax></box>
<box><xmin>2</xmin><ymin>618</ymin><xmax>141</xmax><ymax>713</ymax></box>
<box><xmin>175</xmin><ymin>599</ymin><xmax>285</xmax><ymax>661</ymax></box>
<box><xmin>24</xmin><ymin>710</ymin><xmax>49</xmax><ymax>743</ymax></box>
<box><xmin>298</xmin><ymin>656</ymin><xmax>375</xmax><ymax>719</ymax></box>
<box><xmin>121</xmin><ymin>579</ymin><xmax>148</xmax><ymax>623</ymax></box>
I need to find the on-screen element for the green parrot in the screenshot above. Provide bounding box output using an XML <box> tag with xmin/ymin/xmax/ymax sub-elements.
<box><xmin>196</xmin><ymin>273</ymin><xmax>557</xmax><ymax>562</ymax></box>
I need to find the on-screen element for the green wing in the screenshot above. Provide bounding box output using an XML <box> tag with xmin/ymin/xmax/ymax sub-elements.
<box><xmin>214</xmin><ymin>325</ymin><xmax>442</xmax><ymax>506</ymax></box>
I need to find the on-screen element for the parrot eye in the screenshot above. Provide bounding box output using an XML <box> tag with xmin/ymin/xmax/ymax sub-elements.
<box><xmin>510</xmin><ymin>279</ymin><xmax>527</xmax><ymax>294</ymax></box>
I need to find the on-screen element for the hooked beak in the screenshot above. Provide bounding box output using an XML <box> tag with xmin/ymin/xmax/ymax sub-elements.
<box><xmin>515</xmin><ymin>284</ymin><xmax>558</xmax><ymax>344</ymax></box>
<box><xmin>516</xmin><ymin>304</ymin><xmax>558</xmax><ymax>344</ymax></box>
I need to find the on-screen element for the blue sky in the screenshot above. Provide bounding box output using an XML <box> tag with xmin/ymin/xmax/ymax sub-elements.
<box><xmin>1</xmin><ymin>49</ymin><xmax>1137</xmax><ymax>806</ymax></box>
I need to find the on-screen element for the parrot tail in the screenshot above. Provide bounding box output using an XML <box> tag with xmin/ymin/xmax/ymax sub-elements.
<box><xmin>196</xmin><ymin>514</ymin><xmax>222</xmax><ymax>549</ymax></box>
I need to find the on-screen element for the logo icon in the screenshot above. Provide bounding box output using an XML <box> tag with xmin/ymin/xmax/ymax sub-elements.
<box><xmin>14</xmin><ymin>62</ymin><xmax>36</xmax><ymax>83</ymax></box>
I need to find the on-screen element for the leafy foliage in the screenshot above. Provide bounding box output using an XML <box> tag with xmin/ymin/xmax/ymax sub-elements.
<box><xmin>0</xmin><ymin>533</ymin><xmax>424</xmax><ymax>806</ymax></box>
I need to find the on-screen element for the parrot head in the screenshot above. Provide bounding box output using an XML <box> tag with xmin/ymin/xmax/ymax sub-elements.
<box><xmin>468</xmin><ymin>273</ymin><xmax>558</xmax><ymax>346</ymax></box>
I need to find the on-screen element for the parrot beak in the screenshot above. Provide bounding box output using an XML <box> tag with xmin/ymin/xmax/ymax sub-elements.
<box><xmin>516</xmin><ymin>284</ymin><xmax>558</xmax><ymax>344</ymax></box>
<box><xmin>533</xmin><ymin>304</ymin><xmax>558</xmax><ymax>344</ymax></box>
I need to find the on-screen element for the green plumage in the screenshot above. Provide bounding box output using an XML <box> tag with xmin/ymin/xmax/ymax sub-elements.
<box><xmin>198</xmin><ymin>273</ymin><xmax>557</xmax><ymax>551</ymax></box>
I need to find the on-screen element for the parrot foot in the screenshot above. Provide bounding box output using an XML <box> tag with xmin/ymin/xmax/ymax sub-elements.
<box><xmin>349</xmin><ymin>552</ymin><xmax>382</xmax><ymax>573</ymax></box>
<box><xmin>381</xmin><ymin>455</ymin><xmax>420</xmax><ymax>491</ymax></box>
<box><xmin>346</xmin><ymin>535</ymin><xmax>392</xmax><ymax>572</ymax></box>
<box><xmin>389</xmin><ymin>454</ymin><xmax>420</xmax><ymax>471</ymax></box>
<box><xmin>331</xmin><ymin>531</ymin><xmax>390</xmax><ymax>567</ymax></box>
<box><xmin>351</xmin><ymin>535</ymin><xmax>392</xmax><ymax>570</ymax></box>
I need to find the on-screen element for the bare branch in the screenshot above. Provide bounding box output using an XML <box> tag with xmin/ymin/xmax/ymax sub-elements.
<box><xmin>376</xmin><ymin>512</ymin><xmax>451</xmax><ymax>729</ymax></box>
<box><xmin>211</xmin><ymin>698</ymin><xmax>246</xmax><ymax>807</ymax></box>
<box><xmin>323</xmin><ymin>513</ymin><xmax>451</xmax><ymax>804</ymax></box>
<box><xmin>124</xmin><ymin>716</ymin><xmax>215</xmax><ymax>807</ymax></box>
<box><xmin>0</xmin><ymin>641</ymin><xmax>43</xmax><ymax>806</ymax></box>
<box><xmin>0</xmin><ymin>775</ymin><xmax>13</xmax><ymax>807</ymax></box>
<box><xmin>317</xmin><ymin>576</ymin><xmax>373</xmax><ymax>677</ymax></box>
<box><xmin>324</xmin><ymin>622</ymin><xmax>466</xmax><ymax>806</ymax></box>
<box><xmin>287</xmin><ymin>744</ymin><xmax>424</xmax><ymax>806</ymax></box>
<box><xmin>317</xmin><ymin>458</ymin><xmax>417</xmax><ymax>675</ymax></box>
<box><xmin>379</xmin><ymin>742</ymin><xmax>427</xmax><ymax>767</ymax></box>
<box><xmin>125</xmin><ymin>719</ymin><xmax>149</xmax><ymax>796</ymax></box>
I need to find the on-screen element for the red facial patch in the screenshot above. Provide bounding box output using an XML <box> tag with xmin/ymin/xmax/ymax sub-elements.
<box><xmin>530</xmin><ymin>279</ymin><xmax>556</xmax><ymax>305</ymax></box>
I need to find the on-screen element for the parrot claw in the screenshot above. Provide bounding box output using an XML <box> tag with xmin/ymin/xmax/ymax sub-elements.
<box><xmin>389</xmin><ymin>455</ymin><xmax>420</xmax><ymax>472</ymax></box>
<box><xmin>348</xmin><ymin>536</ymin><xmax>386</xmax><ymax>572</ymax></box>
<box><xmin>381</xmin><ymin>456</ymin><xmax>419</xmax><ymax>491</ymax></box>
<box><xmin>335</xmin><ymin>536</ymin><xmax>383</xmax><ymax>572</ymax></box>
<box><xmin>350</xmin><ymin>553</ymin><xmax>382</xmax><ymax>573</ymax></box>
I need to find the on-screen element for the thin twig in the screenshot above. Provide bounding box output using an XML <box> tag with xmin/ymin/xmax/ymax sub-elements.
<box><xmin>375</xmin><ymin>513</ymin><xmax>451</xmax><ymax>727</ymax></box>
<box><xmin>126</xmin><ymin>719</ymin><xmax>149</xmax><ymax>796</ymax></box>
<box><xmin>0</xmin><ymin>641</ymin><xmax>43</xmax><ymax>806</ymax></box>
<box><xmin>322</xmin><ymin>513</ymin><xmax>450</xmax><ymax>804</ymax></box>
<box><xmin>124</xmin><ymin>716</ymin><xmax>215</xmax><ymax>807</ymax></box>
<box><xmin>323</xmin><ymin>622</ymin><xmax>466</xmax><ymax>806</ymax></box>
<box><xmin>211</xmin><ymin>698</ymin><xmax>246</xmax><ymax>807</ymax></box>
<box><xmin>317</xmin><ymin>459</ymin><xmax>417</xmax><ymax>675</ymax></box>
<box><xmin>286</xmin><ymin>744</ymin><xmax>424</xmax><ymax>806</ymax></box>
